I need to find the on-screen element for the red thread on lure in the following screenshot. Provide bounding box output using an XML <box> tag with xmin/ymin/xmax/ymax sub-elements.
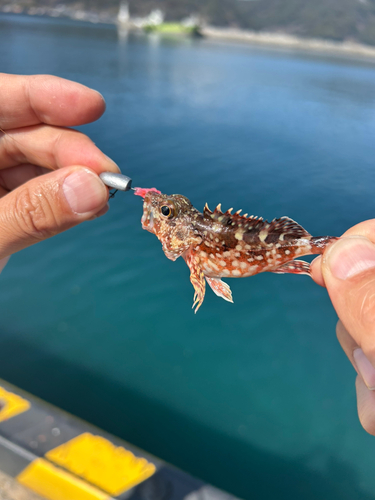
<box><xmin>133</xmin><ymin>187</ymin><xmax>161</xmax><ymax>198</ymax></box>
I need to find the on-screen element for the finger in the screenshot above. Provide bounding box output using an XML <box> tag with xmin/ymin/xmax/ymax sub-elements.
<box><xmin>0</xmin><ymin>164</ymin><xmax>48</xmax><ymax>192</ymax></box>
<box><xmin>90</xmin><ymin>203</ymin><xmax>109</xmax><ymax>220</ymax></box>
<box><xmin>337</xmin><ymin>320</ymin><xmax>375</xmax><ymax>391</ymax></box>
<box><xmin>0</xmin><ymin>73</ymin><xmax>105</xmax><ymax>129</ymax></box>
<box><xmin>342</xmin><ymin>219</ymin><xmax>375</xmax><ymax>241</ymax></box>
<box><xmin>336</xmin><ymin>320</ymin><xmax>359</xmax><ymax>368</ymax></box>
<box><xmin>334</xmin><ymin>319</ymin><xmax>375</xmax><ymax>390</ymax></box>
<box><xmin>0</xmin><ymin>166</ymin><xmax>108</xmax><ymax>258</ymax></box>
<box><xmin>0</xmin><ymin>125</ymin><xmax>119</xmax><ymax>174</ymax></box>
<box><xmin>321</xmin><ymin>235</ymin><xmax>375</xmax><ymax>388</ymax></box>
<box><xmin>310</xmin><ymin>256</ymin><xmax>324</xmax><ymax>287</ymax></box>
<box><xmin>311</xmin><ymin>219</ymin><xmax>375</xmax><ymax>288</ymax></box>
<box><xmin>356</xmin><ymin>375</ymin><xmax>375</xmax><ymax>435</ymax></box>
<box><xmin>336</xmin><ymin>311</ymin><xmax>375</xmax><ymax>436</ymax></box>
<box><xmin>0</xmin><ymin>256</ymin><xmax>9</xmax><ymax>274</ymax></box>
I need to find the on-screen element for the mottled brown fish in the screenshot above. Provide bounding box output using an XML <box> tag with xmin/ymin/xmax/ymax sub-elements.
<box><xmin>135</xmin><ymin>188</ymin><xmax>338</xmax><ymax>312</ymax></box>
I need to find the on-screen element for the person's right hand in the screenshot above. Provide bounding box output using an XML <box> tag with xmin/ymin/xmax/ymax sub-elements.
<box><xmin>311</xmin><ymin>220</ymin><xmax>375</xmax><ymax>435</ymax></box>
<box><xmin>0</xmin><ymin>73</ymin><xmax>119</xmax><ymax>268</ymax></box>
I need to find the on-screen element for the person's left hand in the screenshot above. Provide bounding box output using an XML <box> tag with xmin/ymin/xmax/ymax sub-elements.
<box><xmin>0</xmin><ymin>73</ymin><xmax>119</xmax><ymax>265</ymax></box>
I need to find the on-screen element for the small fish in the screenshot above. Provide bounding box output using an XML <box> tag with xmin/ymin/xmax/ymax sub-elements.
<box><xmin>135</xmin><ymin>188</ymin><xmax>338</xmax><ymax>313</ymax></box>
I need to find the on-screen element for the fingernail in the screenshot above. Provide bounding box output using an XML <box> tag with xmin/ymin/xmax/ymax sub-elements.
<box><xmin>94</xmin><ymin>90</ymin><xmax>105</xmax><ymax>102</ymax></box>
<box><xmin>63</xmin><ymin>169</ymin><xmax>107</xmax><ymax>214</ymax></box>
<box><xmin>104</xmin><ymin>155</ymin><xmax>121</xmax><ymax>173</ymax></box>
<box><xmin>353</xmin><ymin>348</ymin><xmax>375</xmax><ymax>390</ymax></box>
<box><xmin>325</xmin><ymin>236</ymin><xmax>375</xmax><ymax>280</ymax></box>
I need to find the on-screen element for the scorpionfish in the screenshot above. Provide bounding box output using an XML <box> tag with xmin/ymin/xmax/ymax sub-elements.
<box><xmin>135</xmin><ymin>188</ymin><xmax>337</xmax><ymax>312</ymax></box>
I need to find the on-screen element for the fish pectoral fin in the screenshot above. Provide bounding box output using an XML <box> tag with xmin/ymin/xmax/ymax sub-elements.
<box><xmin>272</xmin><ymin>260</ymin><xmax>311</xmax><ymax>276</ymax></box>
<box><xmin>191</xmin><ymin>270</ymin><xmax>206</xmax><ymax>313</ymax></box>
<box><xmin>184</xmin><ymin>253</ymin><xmax>206</xmax><ymax>313</ymax></box>
<box><xmin>206</xmin><ymin>277</ymin><xmax>234</xmax><ymax>303</ymax></box>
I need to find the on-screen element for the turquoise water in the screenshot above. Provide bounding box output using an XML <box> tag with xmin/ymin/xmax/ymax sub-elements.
<box><xmin>1</xmin><ymin>13</ymin><xmax>375</xmax><ymax>499</ymax></box>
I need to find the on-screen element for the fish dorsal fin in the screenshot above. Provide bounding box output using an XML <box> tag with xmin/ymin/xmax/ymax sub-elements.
<box><xmin>266</xmin><ymin>216</ymin><xmax>311</xmax><ymax>240</ymax></box>
<box><xmin>204</xmin><ymin>203</ymin><xmax>225</xmax><ymax>216</ymax></box>
<box><xmin>203</xmin><ymin>203</ymin><xmax>263</xmax><ymax>228</ymax></box>
<box><xmin>203</xmin><ymin>203</ymin><xmax>213</xmax><ymax>216</ymax></box>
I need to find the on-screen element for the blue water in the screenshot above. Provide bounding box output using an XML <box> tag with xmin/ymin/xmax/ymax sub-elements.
<box><xmin>1</xmin><ymin>13</ymin><xmax>375</xmax><ymax>499</ymax></box>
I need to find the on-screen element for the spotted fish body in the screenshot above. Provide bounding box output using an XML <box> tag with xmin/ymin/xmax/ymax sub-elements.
<box><xmin>138</xmin><ymin>189</ymin><xmax>338</xmax><ymax>312</ymax></box>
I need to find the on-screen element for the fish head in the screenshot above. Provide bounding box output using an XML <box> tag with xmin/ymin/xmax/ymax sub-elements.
<box><xmin>141</xmin><ymin>192</ymin><xmax>202</xmax><ymax>261</ymax></box>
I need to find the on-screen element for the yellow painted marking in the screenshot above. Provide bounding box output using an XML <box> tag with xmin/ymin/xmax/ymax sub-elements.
<box><xmin>46</xmin><ymin>433</ymin><xmax>156</xmax><ymax>496</ymax></box>
<box><xmin>17</xmin><ymin>459</ymin><xmax>108</xmax><ymax>500</ymax></box>
<box><xmin>0</xmin><ymin>386</ymin><xmax>30</xmax><ymax>422</ymax></box>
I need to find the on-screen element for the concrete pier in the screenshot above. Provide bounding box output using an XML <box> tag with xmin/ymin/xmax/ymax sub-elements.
<box><xmin>0</xmin><ymin>379</ymin><xmax>241</xmax><ymax>500</ymax></box>
<box><xmin>0</xmin><ymin>470</ymin><xmax>43</xmax><ymax>500</ymax></box>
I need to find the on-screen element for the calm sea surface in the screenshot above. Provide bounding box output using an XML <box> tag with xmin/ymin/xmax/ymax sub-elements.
<box><xmin>1</xmin><ymin>14</ymin><xmax>375</xmax><ymax>499</ymax></box>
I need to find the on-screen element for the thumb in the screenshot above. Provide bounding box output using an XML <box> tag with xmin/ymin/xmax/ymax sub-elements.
<box><xmin>0</xmin><ymin>166</ymin><xmax>108</xmax><ymax>259</ymax></box>
<box><xmin>322</xmin><ymin>236</ymin><xmax>375</xmax><ymax>387</ymax></box>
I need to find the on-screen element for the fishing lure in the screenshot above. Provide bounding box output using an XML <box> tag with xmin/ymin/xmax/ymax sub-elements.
<box><xmin>134</xmin><ymin>187</ymin><xmax>338</xmax><ymax>312</ymax></box>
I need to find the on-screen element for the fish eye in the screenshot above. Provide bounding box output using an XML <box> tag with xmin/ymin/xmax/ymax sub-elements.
<box><xmin>160</xmin><ymin>205</ymin><xmax>173</xmax><ymax>218</ymax></box>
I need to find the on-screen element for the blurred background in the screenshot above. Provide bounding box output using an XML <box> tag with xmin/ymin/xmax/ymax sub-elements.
<box><xmin>1</xmin><ymin>2</ymin><xmax>375</xmax><ymax>499</ymax></box>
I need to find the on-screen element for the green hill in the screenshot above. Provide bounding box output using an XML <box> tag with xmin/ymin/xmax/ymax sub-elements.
<box><xmin>134</xmin><ymin>0</ymin><xmax>375</xmax><ymax>45</ymax></box>
<box><xmin>2</xmin><ymin>0</ymin><xmax>375</xmax><ymax>46</ymax></box>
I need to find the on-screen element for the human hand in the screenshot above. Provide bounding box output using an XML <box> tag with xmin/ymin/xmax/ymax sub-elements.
<box><xmin>311</xmin><ymin>220</ymin><xmax>375</xmax><ymax>434</ymax></box>
<box><xmin>0</xmin><ymin>73</ymin><xmax>119</xmax><ymax>265</ymax></box>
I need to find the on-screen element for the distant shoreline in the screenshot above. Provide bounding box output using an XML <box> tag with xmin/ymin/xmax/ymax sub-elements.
<box><xmin>203</xmin><ymin>26</ymin><xmax>375</xmax><ymax>59</ymax></box>
<box><xmin>2</xmin><ymin>9</ymin><xmax>375</xmax><ymax>60</ymax></box>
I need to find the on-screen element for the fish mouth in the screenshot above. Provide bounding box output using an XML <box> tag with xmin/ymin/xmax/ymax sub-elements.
<box><xmin>141</xmin><ymin>207</ymin><xmax>155</xmax><ymax>232</ymax></box>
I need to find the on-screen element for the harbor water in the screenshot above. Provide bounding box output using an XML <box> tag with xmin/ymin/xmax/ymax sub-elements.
<box><xmin>1</xmin><ymin>14</ymin><xmax>375</xmax><ymax>499</ymax></box>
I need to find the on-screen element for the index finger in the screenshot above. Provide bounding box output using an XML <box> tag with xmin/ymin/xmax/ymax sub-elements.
<box><xmin>0</xmin><ymin>73</ymin><xmax>106</xmax><ymax>129</ymax></box>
